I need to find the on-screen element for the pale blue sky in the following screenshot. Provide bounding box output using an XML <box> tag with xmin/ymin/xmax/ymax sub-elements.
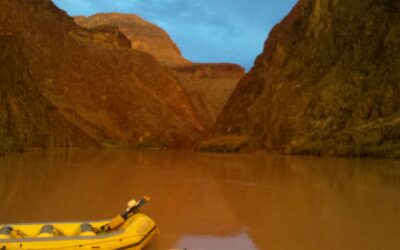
<box><xmin>53</xmin><ymin>0</ymin><xmax>297</xmax><ymax>70</ymax></box>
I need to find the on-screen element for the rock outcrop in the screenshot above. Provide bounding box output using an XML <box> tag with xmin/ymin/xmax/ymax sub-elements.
<box><xmin>75</xmin><ymin>13</ymin><xmax>245</xmax><ymax>127</ymax></box>
<box><xmin>75</xmin><ymin>13</ymin><xmax>190</xmax><ymax>65</ymax></box>
<box><xmin>206</xmin><ymin>0</ymin><xmax>400</xmax><ymax>157</ymax></box>
<box><xmin>0</xmin><ymin>0</ymin><xmax>205</xmax><ymax>152</ymax></box>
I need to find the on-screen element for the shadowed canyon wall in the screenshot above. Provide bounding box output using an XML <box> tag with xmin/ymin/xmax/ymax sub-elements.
<box><xmin>0</xmin><ymin>0</ymin><xmax>206</xmax><ymax>153</ymax></box>
<box><xmin>205</xmin><ymin>0</ymin><xmax>400</xmax><ymax>157</ymax></box>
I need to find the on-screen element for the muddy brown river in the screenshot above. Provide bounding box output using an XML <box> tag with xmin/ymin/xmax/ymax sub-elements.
<box><xmin>0</xmin><ymin>150</ymin><xmax>399</xmax><ymax>249</ymax></box>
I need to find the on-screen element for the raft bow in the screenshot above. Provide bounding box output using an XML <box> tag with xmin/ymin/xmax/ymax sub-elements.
<box><xmin>0</xmin><ymin>196</ymin><xmax>158</xmax><ymax>250</ymax></box>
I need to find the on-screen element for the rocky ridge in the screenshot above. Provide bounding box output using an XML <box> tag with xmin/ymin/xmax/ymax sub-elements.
<box><xmin>205</xmin><ymin>0</ymin><xmax>400</xmax><ymax>157</ymax></box>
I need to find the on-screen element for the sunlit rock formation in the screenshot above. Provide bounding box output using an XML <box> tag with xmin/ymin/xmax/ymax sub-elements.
<box><xmin>75</xmin><ymin>13</ymin><xmax>245</xmax><ymax>127</ymax></box>
<box><xmin>74</xmin><ymin>13</ymin><xmax>190</xmax><ymax>65</ymax></box>
<box><xmin>205</xmin><ymin>0</ymin><xmax>400</xmax><ymax>157</ymax></box>
<box><xmin>0</xmin><ymin>0</ymin><xmax>205</xmax><ymax>152</ymax></box>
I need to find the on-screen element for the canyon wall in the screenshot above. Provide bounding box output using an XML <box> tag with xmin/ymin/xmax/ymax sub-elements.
<box><xmin>205</xmin><ymin>0</ymin><xmax>400</xmax><ymax>157</ymax></box>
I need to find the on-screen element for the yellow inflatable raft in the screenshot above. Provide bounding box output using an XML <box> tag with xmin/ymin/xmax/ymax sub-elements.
<box><xmin>0</xmin><ymin>196</ymin><xmax>158</xmax><ymax>250</ymax></box>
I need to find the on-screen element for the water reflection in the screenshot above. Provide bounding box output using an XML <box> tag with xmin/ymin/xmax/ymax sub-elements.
<box><xmin>177</xmin><ymin>233</ymin><xmax>257</xmax><ymax>250</ymax></box>
<box><xmin>0</xmin><ymin>150</ymin><xmax>400</xmax><ymax>249</ymax></box>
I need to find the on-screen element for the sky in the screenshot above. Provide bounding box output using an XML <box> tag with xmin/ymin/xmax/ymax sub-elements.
<box><xmin>52</xmin><ymin>0</ymin><xmax>298</xmax><ymax>70</ymax></box>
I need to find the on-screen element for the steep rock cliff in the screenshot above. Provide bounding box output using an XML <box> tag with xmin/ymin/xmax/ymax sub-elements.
<box><xmin>208</xmin><ymin>0</ymin><xmax>400</xmax><ymax>157</ymax></box>
<box><xmin>0</xmin><ymin>0</ymin><xmax>205</xmax><ymax>151</ymax></box>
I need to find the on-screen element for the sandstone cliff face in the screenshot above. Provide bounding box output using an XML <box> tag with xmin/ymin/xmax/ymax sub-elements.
<box><xmin>75</xmin><ymin>13</ymin><xmax>245</xmax><ymax>128</ymax></box>
<box><xmin>75</xmin><ymin>13</ymin><xmax>190</xmax><ymax>65</ymax></box>
<box><xmin>208</xmin><ymin>0</ymin><xmax>400</xmax><ymax>157</ymax></box>
<box><xmin>0</xmin><ymin>0</ymin><xmax>205</xmax><ymax>151</ymax></box>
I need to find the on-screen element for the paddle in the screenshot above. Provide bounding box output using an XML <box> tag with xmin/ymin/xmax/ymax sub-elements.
<box><xmin>100</xmin><ymin>196</ymin><xmax>150</xmax><ymax>232</ymax></box>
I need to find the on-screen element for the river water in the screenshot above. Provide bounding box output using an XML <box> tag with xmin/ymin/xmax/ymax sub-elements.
<box><xmin>0</xmin><ymin>149</ymin><xmax>399</xmax><ymax>250</ymax></box>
